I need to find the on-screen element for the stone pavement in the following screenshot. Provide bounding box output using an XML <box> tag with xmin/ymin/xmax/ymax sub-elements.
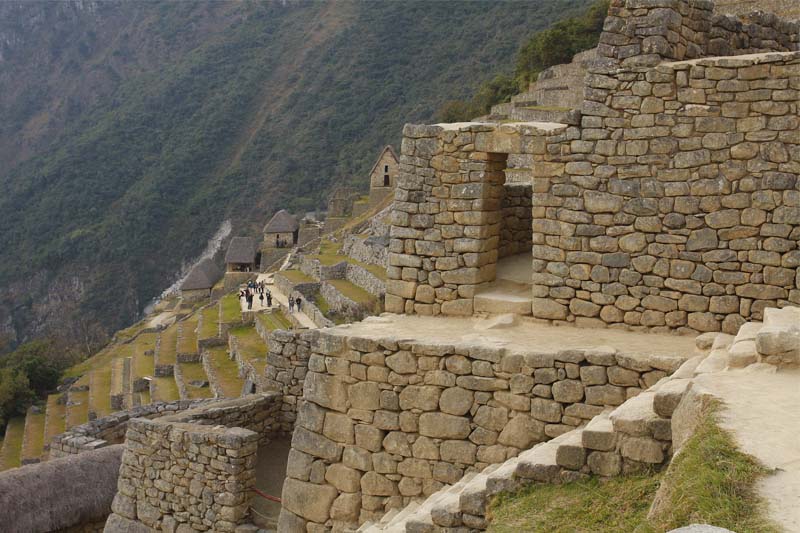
<box><xmin>237</xmin><ymin>272</ymin><xmax>318</xmax><ymax>330</ymax></box>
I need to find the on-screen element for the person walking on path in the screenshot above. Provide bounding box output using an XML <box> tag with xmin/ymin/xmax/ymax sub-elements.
<box><xmin>259</xmin><ymin>291</ymin><xmax>264</xmax><ymax>308</ymax></box>
<box><xmin>266</xmin><ymin>291</ymin><xmax>273</xmax><ymax>308</ymax></box>
<box><xmin>247</xmin><ymin>289</ymin><xmax>254</xmax><ymax>310</ymax></box>
<box><xmin>295</xmin><ymin>296</ymin><xmax>302</xmax><ymax>312</ymax></box>
<box><xmin>288</xmin><ymin>298</ymin><xmax>295</xmax><ymax>312</ymax></box>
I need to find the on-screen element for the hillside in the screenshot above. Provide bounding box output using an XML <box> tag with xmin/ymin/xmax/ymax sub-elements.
<box><xmin>0</xmin><ymin>0</ymin><xmax>593</xmax><ymax>351</ymax></box>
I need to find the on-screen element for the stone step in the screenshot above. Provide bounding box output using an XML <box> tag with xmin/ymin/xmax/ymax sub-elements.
<box><xmin>515</xmin><ymin>436</ymin><xmax>565</xmax><ymax>483</ymax></box>
<box><xmin>555</xmin><ymin>428</ymin><xmax>586</xmax><ymax>471</ymax></box>
<box><xmin>473</xmin><ymin>290</ymin><xmax>533</xmax><ymax>316</ymax></box>
<box><xmin>652</xmin><ymin>378</ymin><xmax>691</xmax><ymax>418</ymax></box>
<box><xmin>457</xmin><ymin>463</ymin><xmax>502</xmax><ymax>518</ymax></box>
<box><xmin>581</xmin><ymin>410</ymin><xmax>616</xmax><ymax>451</ymax></box>
<box><xmin>609</xmin><ymin>391</ymin><xmax>661</xmax><ymax>438</ymax></box>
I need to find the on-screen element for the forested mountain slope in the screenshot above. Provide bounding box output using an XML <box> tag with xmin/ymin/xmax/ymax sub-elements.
<box><xmin>0</xmin><ymin>0</ymin><xmax>592</xmax><ymax>351</ymax></box>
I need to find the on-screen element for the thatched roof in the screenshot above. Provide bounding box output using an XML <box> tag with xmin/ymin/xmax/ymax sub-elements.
<box><xmin>264</xmin><ymin>209</ymin><xmax>298</xmax><ymax>234</ymax></box>
<box><xmin>224</xmin><ymin>236</ymin><xmax>257</xmax><ymax>264</ymax></box>
<box><xmin>180</xmin><ymin>258</ymin><xmax>223</xmax><ymax>291</ymax></box>
<box><xmin>0</xmin><ymin>444</ymin><xmax>123</xmax><ymax>532</ymax></box>
<box><xmin>368</xmin><ymin>145</ymin><xmax>398</xmax><ymax>177</ymax></box>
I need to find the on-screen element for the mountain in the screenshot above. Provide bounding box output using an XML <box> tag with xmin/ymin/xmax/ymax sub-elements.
<box><xmin>0</xmin><ymin>0</ymin><xmax>593</xmax><ymax>351</ymax></box>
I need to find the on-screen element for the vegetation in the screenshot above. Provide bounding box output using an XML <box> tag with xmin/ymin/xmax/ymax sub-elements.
<box><xmin>199</xmin><ymin>306</ymin><xmax>220</xmax><ymax>339</ymax></box>
<box><xmin>256</xmin><ymin>311</ymin><xmax>292</xmax><ymax>331</ymax></box>
<box><xmin>178</xmin><ymin>363</ymin><xmax>213</xmax><ymax>400</ymax></box>
<box><xmin>328</xmin><ymin>280</ymin><xmax>376</xmax><ymax>306</ymax></box>
<box><xmin>438</xmin><ymin>0</ymin><xmax>608</xmax><ymax>122</ymax></box>
<box><xmin>0</xmin><ymin>417</ymin><xmax>25</xmax><ymax>470</ymax></box>
<box><xmin>0</xmin><ymin>0</ymin><xmax>580</xmax><ymax>355</ymax></box>
<box><xmin>220</xmin><ymin>294</ymin><xmax>242</xmax><ymax>324</ymax></box>
<box><xmin>489</xmin><ymin>406</ymin><xmax>777</xmax><ymax>532</ymax></box>
<box><xmin>278</xmin><ymin>270</ymin><xmax>315</xmax><ymax>284</ymax></box>
<box><xmin>205</xmin><ymin>347</ymin><xmax>243</xmax><ymax>398</ymax></box>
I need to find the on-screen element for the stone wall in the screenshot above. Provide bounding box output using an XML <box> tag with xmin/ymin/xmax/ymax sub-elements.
<box><xmin>264</xmin><ymin>329</ymin><xmax>316</xmax><ymax>429</ymax></box>
<box><xmin>342</xmin><ymin>234</ymin><xmax>389</xmax><ymax>267</ymax></box>
<box><xmin>107</xmin><ymin>394</ymin><xmax>285</xmax><ymax>533</ymax></box>
<box><xmin>278</xmin><ymin>330</ymin><xmax>685</xmax><ymax>530</ymax></box>
<box><xmin>321</xmin><ymin>281</ymin><xmax>372</xmax><ymax>321</ymax></box>
<box><xmin>346</xmin><ymin>263</ymin><xmax>385</xmax><ymax>298</ymax></box>
<box><xmin>274</xmin><ymin>271</ymin><xmax>320</xmax><ymax>300</ymax></box>
<box><xmin>531</xmin><ymin>51</ymin><xmax>800</xmax><ymax>333</ymax></box>
<box><xmin>499</xmin><ymin>183</ymin><xmax>533</xmax><ymax>259</ymax></box>
<box><xmin>385</xmin><ymin>122</ymin><xmax>572</xmax><ymax>317</ymax></box>
<box><xmin>49</xmin><ymin>399</ymin><xmax>213</xmax><ymax>458</ymax></box>
<box><xmin>260</xmin><ymin>247</ymin><xmax>290</xmax><ymax>272</ymax></box>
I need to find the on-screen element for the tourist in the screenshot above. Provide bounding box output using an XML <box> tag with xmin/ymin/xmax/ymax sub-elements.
<box><xmin>247</xmin><ymin>290</ymin><xmax>253</xmax><ymax>310</ymax></box>
<box><xmin>259</xmin><ymin>291</ymin><xmax>264</xmax><ymax>308</ymax></box>
<box><xmin>295</xmin><ymin>296</ymin><xmax>302</xmax><ymax>312</ymax></box>
<box><xmin>266</xmin><ymin>291</ymin><xmax>272</xmax><ymax>307</ymax></box>
<box><xmin>288</xmin><ymin>298</ymin><xmax>294</xmax><ymax>312</ymax></box>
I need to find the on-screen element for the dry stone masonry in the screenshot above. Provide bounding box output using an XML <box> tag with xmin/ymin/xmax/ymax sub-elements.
<box><xmin>277</xmin><ymin>328</ymin><xmax>688</xmax><ymax>531</ymax></box>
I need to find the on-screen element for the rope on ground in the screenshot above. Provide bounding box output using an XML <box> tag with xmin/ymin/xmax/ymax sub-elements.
<box><xmin>251</xmin><ymin>487</ymin><xmax>282</xmax><ymax>503</ymax></box>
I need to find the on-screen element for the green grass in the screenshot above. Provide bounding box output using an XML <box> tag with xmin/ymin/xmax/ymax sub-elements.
<box><xmin>178</xmin><ymin>362</ymin><xmax>213</xmax><ymax>399</ymax></box>
<box><xmin>199</xmin><ymin>305</ymin><xmax>219</xmax><ymax>339</ymax></box>
<box><xmin>220</xmin><ymin>293</ymin><xmax>242</xmax><ymax>323</ymax></box>
<box><xmin>311</xmin><ymin>291</ymin><xmax>347</xmax><ymax>325</ymax></box>
<box><xmin>133</xmin><ymin>332</ymin><xmax>157</xmax><ymax>378</ymax></box>
<box><xmin>177</xmin><ymin>315</ymin><xmax>198</xmax><ymax>354</ymax></box>
<box><xmin>489</xmin><ymin>405</ymin><xmax>778</xmax><ymax>533</ymax></box>
<box><xmin>206</xmin><ymin>347</ymin><xmax>243</xmax><ymax>398</ymax></box>
<box><xmin>229</xmin><ymin>325</ymin><xmax>268</xmax><ymax>374</ymax></box>
<box><xmin>157</xmin><ymin>323</ymin><xmax>179</xmax><ymax>365</ymax></box>
<box><xmin>489</xmin><ymin>474</ymin><xmax>660</xmax><ymax>533</ymax></box>
<box><xmin>21</xmin><ymin>408</ymin><xmax>46</xmax><ymax>462</ymax></box>
<box><xmin>309</xmin><ymin>239</ymin><xmax>387</xmax><ymax>280</ymax></box>
<box><xmin>152</xmin><ymin>376</ymin><xmax>180</xmax><ymax>402</ymax></box>
<box><xmin>91</xmin><ymin>365</ymin><xmax>113</xmax><ymax>417</ymax></box>
<box><xmin>278</xmin><ymin>269</ymin><xmax>315</xmax><ymax>284</ymax></box>
<box><xmin>43</xmin><ymin>394</ymin><xmax>67</xmax><ymax>444</ymax></box>
<box><xmin>327</xmin><ymin>279</ymin><xmax>376</xmax><ymax>305</ymax></box>
<box><xmin>0</xmin><ymin>417</ymin><xmax>26</xmax><ymax>471</ymax></box>
<box><xmin>647</xmin><ymin>405</ymin><xmax>779</xmax><ymax>533</ymax></box>
<box><xmin>256</xmin><ymin>310</ymin><xmax>292</xmax><ymax>331</ymax></box>
<box><xmin>66</xmin><ymin>390</ymin><xmax>90</xmax><ymax>429</ymax></box>
<box><xmin>139</xmin><ymin>389</ymin><xmax>151</xmax><ymax>405</ymax></box>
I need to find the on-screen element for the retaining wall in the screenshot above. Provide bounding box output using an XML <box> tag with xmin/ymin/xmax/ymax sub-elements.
<box><xmin>277</xmin><ymin>330</ymin><xmax>686</xmax><ymax>530</ymax></box>
<box><xmin>263</xmin><ymin>329</ymin><xmax>317</xmax><ymax>430</ymax></box>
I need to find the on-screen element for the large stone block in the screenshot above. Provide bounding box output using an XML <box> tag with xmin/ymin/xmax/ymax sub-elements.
<box><xmin>282</xmin><ymin>478</ymin><xmax>338</xmax><ymax>523</ymax></box>
<box><xmin>418</xmin><ymin>413</ymin><xmax>471</xmax><ymax>439</ymax></box>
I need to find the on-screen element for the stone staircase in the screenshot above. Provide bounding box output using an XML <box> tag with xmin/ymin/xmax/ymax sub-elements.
<box><xmin>358</xmin><ymin>356</ymin><xmax>698</xmax><ymax>532</ymax></box>
<box><xmin>474</xmin><ymin>254</ymin><xmax>533</xmax><ymax>316</ymax></box>
<box><xmin>479</xmin><ymin>48</ymin><xmax>596</xmax><ymax>126</ymax></box>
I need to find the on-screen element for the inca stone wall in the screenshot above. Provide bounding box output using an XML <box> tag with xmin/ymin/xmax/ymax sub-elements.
<box><xmin>499</xmin><ymin>183</ymin><xmax>533</xmax><ymax>258</ymax></box>
<box><xmin>533</xmin><ymin>51</ymin><xmax>800</xmax><ymax>334</ymax></box>
<box><xmin>106</xmin><ymin>394</ymin><xmax>284</xmax><ymax>533</ymax></box>
<box><xmin>264</xmin><ymin>329</ymin><xmax>315</xmax><ymax>428</ymax></box>
<box><xmin>386</xmin><ymin>122</ymin><xmax>572</xmax><ymax>317</ymax></box>
<box><xmin>49</xmin><ymin>399</ymin><xmax>213</xmax><ymax>458</ymax></box>
<box><xmin>277</xmin><ymin>330</ymin><xmax>686</xmax><ymax>531</ymax></box>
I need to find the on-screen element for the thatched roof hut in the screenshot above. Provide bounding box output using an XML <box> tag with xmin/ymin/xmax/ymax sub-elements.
<box><xmin>224</xmin><ymin>237</ymin><xmax>257</xmax><ymax>265</ymax></box>
<box><xmin>180</xmin><ymin>258</ymin><xmax>223</xmax><ymax>291</ymax></box>
<box><xmin>0</xmin><ymin>445</ymin><xmax>123</xmax><ymax>532</ymax></box>
<box><xmin>263</xmin><ymin>209</ymin><xmax>299</xmax><ymax>234</ymax></box>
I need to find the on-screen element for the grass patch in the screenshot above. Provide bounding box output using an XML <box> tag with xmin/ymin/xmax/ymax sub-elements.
<box><xmin>139</xmin><ymin>389</ymin><xmax>151</xmax><ymax>406</ymax></box>
<box><xmin>177</xmin><ymin>315</ymin><xmax>198</xmax><ymax>354</ymax></box>
<box><xmin>43</xmin><ymin>394</ymin><xmax>66</xmax><ymax>443</ymax></box>
<box><xmin>489</xmin><ymin>404</ymin><xmax>778</xmax><ymax>533</ymax></box>
<box><xmin>327</xmin><ymin>279</ymin><xmax>376</xmax><ymax>305</ymax></box>
<box><xmin>206</xmin><ymin>347</ymin><xmax>243</xmax><ymax>398</ymax></box>
<box><xmin>152</xmin><ymin>376</ymin><xmax>180</xmax><ymax>402</ymax></box>
<box><xmin>21</xmin><ymin>408</ymin><xmax>46</xmax><ymax>462</ymax></box>
<box><xmin>647</xmin><ymin>404</ymin><xmax>779</xmax><ymax>533</ymax></box>
<box><xmin>256</xmin><ymin>310</ymin><xmax>292</xmax><ymax>331</ymax></box>
<box><xmin>309</xmin><ymin>239</ymin><xmax>387</xmax><ymax>280</ymax></box>
<box><xmin>133</xmin><ymin>333</ymin><xmax>157</xmax><ymax>379</ymax></box>
<box><xmin>311</xmin><ymin>291</ymin><xmax>347</xmax><ymax>325</ymax></box>
<box><xmin>229</xmin><ymin>325</ymin><xmax>268</xmax><ymax>373</ymax></box>
<box><xmin>220</xmin><ymin>293</ymin><xmax>242</xmax><ymax>323</ymax></box>
<box><xmin>179</xmin><ymin>362</ymin><xmax>213</xmax><ymax>399</ymax></box>
<box><xmin>278</xmin><ymin>269</ymin><xmax>315</xmax><ymax>284</ymax></box>
<box><xmin>66</xmin><ymin>390</ymin><xmax>89</xmax><ymax>428</ymax></box>
<box><xmin>199</xmin><ymin>305</ymin><xmax>219</xmax><ymax>339</ymax></box>
<box><xmin>0</xmin><ymin>417</ymin><xmax>26</xmax><ymax>470</ymax></box>
<box><xmin>157</xmin><ymin>323</ymin><xmax>178</xmax><ymax>365</ymax></box>
<box><xmin>91</xmin><ymin>366</ymin><xmax>113</xmax><ymax>417</ymax></box>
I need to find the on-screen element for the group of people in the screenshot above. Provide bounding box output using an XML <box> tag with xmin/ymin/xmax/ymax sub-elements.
<box><xmin>240</xmin><ymin>279</ymin><xmax>272</xmax><ymax>310</ymax></box>
<box><xmin>274</xmin><ymin>236</ymin><xmax>291</xmax><ymax>248</ymax></box>
<box><xmin>238</xmin><ymin>278</ymin><xmax>304</xmax><ymax>315</ymax></box>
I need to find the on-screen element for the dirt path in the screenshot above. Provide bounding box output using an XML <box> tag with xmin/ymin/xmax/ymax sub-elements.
<box><xmin>693</xmin><ymin>367</ymin><xmax>800</xmax><ymax>532</ymax></box>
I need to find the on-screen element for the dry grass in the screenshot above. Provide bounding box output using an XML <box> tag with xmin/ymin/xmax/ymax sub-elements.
<box><xmin>43</xmin><ymin>394</ymin><xmax>67</xmax><ymax>444</ymax></box>
<box><xmin>91</xmin><ymin>366</ymin><xmax>113</xmax><ymax>417</ymax></box>
<box><xmin>277</xmin><ymin>269</ymin><xmax>315</xmax><ymax>284</ymax></box>
<box><xmin>221</xmin><ymin>292</ymin><xmax>242</xmax><ymax>323</ymax></box>
<box><xmin>199</xmin><ymin>305</ymin><xmax>220</xmax><ymax>339</ymax></box>
<box><xmin>152</xmin><ymin>376</ymin><xmax>180</xmax><ymax>402</ymax></box>
<box><xmin>177</xmin><ymin>315</ymin><xmax>199</xmax><ymax>354</ymax></box>
<box><xmin>157</xmin><ymin>323</ymin><xmax>179</xmax><ymax>365</ymax></box>
<box><xmin>66</xmin><ymin>390</ymin><xmax>90</xmax><ymax>429</ymax></box>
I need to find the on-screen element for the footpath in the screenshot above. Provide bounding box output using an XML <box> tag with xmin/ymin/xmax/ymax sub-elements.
<box><xmin>238</xmin><ymin>272</ymin><xmax>318</xmax><ymax>330</ymax></box>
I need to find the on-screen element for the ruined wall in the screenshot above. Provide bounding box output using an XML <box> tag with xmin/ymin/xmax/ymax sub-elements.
<box><xmin>499</xmin><ymin>183</ymin><xmax>533</xmax><ymax>258</ymax></box>
<box><xmin>49</xmin><ymin>399</ymin><xmax>212</xmax><ymax>458</ymax></box>
<box><xmin>278</xmin><ymin>330</ymin><xmax>685</xmax><ymax>530</ymax></box>
<box><xmin>107</xmin><ymin>394</ymin><xmax>284</xmax><ymax>533</ymax></box>
<box><xmin>532</xmin><ymin>51</ymin><xmax>800</xmax><ymax>333</ymax></box>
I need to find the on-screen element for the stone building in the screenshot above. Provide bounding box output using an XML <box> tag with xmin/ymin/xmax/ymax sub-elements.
<box><xmin>263</xmin><ymin>209</ymin><xmax>299</xmax><ymax>248</ymax></box>
<box><xmin>225</xmin><ymin>236</ymin><xmax>258</xmax><ymax>272</ymax></box>
<box><xmin>368</xmin><ymin>145</ymin><xmax>399</xmax><ymax>206</ymax></box>
<box><xmin>179</xmin><ymin>258</ymin><xmax>223</xmax><ymax>301</ymax></box>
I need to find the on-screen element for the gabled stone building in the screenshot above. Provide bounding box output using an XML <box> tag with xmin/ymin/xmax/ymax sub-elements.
<box><xmin>368</xmin><ymin>145</ymin><xmax>399</xmax><ymax>206</ymax></box>
<box><xmin>179</xmin><ymin>258</ymin><xmax>223</xmax><ymax>302</ymax></box>
<box><xmin>263</xmin><ymin>209</ymin><xmax>299</xmax><ymax>249</ymax></box>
